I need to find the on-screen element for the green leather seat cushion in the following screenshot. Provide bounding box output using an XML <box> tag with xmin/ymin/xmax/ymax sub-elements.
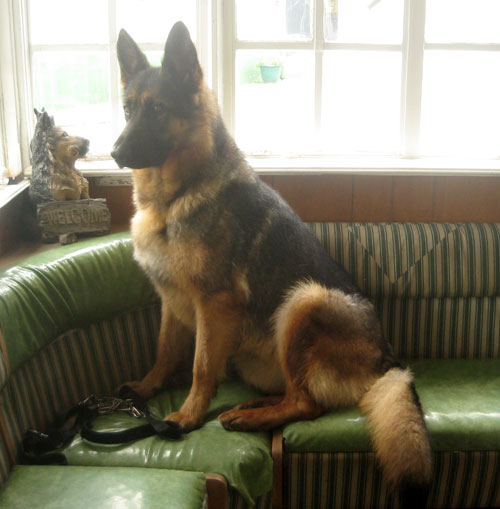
<box><xmin>283</xmin><ymin>359</ymin><xmax>500</xmax><ymax>453</ymax></box>
<box><xmin>0</xmin><ymin>465</ymin><xmax>206</xmax><ymax>509</ymax></box>
<box><xmin>63</xmin><ymin>381</ymin><xmax>272</xmax><ymax>505</ymax></box>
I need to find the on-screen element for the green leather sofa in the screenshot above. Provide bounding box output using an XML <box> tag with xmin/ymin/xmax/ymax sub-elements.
<box><xmin>0</xmin><ymin>223</ymin><xmax>499</xmax><ymax>508</ymax></box>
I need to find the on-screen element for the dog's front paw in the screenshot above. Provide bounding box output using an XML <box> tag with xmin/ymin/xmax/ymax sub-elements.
<box><xmin>165</xmin><ymin>411</ymin><xmax>202</xmax><ymax>432</ymax></box>
<box><xmin>118</xmin><ymin>380</ymin><xmax>157</xmax><ymax>399</ymax></box>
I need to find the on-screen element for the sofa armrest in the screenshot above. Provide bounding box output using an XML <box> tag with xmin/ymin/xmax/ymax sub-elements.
<box><xmin>0</xmin><ymin>233</ymin><xmax>157</xmax><ymax>376</ymax></box>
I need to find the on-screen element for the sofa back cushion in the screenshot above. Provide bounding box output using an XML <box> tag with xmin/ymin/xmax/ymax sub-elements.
<box><xmin>309</xmin><ymin>223</ymin><xmax>500</xmax><ymax>298</ymax></box>
<box><xmin>309</xmin><ymin>223</ymin><xmax>500</xmax><ymax>358</ymax></box>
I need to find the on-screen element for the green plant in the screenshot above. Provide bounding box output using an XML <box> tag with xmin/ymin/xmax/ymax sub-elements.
<box><xmin>257</xmin><ymin>58</ymin><xmax>282</xmax><ymax>68</ymax></box>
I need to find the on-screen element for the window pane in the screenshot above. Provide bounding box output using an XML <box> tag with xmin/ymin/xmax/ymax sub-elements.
<box><xmin>325</xmin><ymin>0</ymin><xmax>403</xmax><ymax>44</ymax></box>
<box><xmin>321</xmin><ymin>51</ymin><xmax>401</xmax><ymax>154</ymax></box>
<box><xmin>29</xmin><ymin>0</ymin><xmax>108</xmax><ymax>44</ymax></box>
<box><xmin>235</xmin><ymin>51</ymin><xmax>315</xmax><ymax>154</ymax></box>
<box><xmin>236</xmin><ymin>0</ymin><xmax>312</xmax><ymax>41</ymax></box>
<box><xmin>32</xmin><ymin>52</ymin><xmax>112</xmax><ymax>156</ymax></box>
<box><xmin>421</xmin><ymin>51</ymin><xmax>500</xmax><ymax>157</ymax></box>
<box><xmin>426</xmin><ymin>0</ymin><xmax>500</xmax><ymax>44</ymax></box>
<box><xmin>116</xmin><ymin>0</ymin><xmax>197</xmax><ymax>43</ymax></box>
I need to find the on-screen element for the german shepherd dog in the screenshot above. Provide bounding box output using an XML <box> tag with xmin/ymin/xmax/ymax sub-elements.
<box><xmin>112</xmin><ymin>22</ymin><xmax>431</xmax><ymax>507</ymax></box>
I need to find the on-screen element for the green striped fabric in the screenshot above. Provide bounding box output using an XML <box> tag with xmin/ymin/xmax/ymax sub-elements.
<box><xmin>308</xmin><ymin>223</ymin><xmax>500</xmax><ymax>298</ymax></box>
<box><xmin>285</xmin><ymin>451</ymin><xmax>500</xmax><ymax>509</ymax></box>
<box><xmin>373</xmin><ymin>297</ymin><xmax>500</xmax><ymax>359</ymax></box>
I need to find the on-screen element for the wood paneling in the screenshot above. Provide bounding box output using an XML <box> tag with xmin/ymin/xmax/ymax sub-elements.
<box><xmin>352</xmin><ymin>176</ymin><xmax>393</xmax><ymax>222</ymax></box>
<box><xmin>432</xmin><ymin>177</ymin><xmax>500</xmax><ymax>222</ymax></box>
<box><xmin>89</xmin><ymin>182</ymin><xmax>133</xmax><ymax>226</ymax></box>
<box><xmin>273</xmin><ymin>175</ymin><xmax>353</xmax><ymax>221</ymax></box>
<box><xmin>392</xmin><ymin>176</ymin><xmax>435</xmax><ymax>222</ymax></box>
<box><xmin>84</xmin><ymin>174</ymin><xmax>500</xmax><ymax>225</ymax></box>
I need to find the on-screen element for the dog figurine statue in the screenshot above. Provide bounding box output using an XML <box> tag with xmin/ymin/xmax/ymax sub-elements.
<box><xmin>29</xmin><ymin>108</ymin><xmax>90</xmax><ymax>204</ymax></box>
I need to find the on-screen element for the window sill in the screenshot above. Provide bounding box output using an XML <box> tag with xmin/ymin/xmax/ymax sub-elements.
<box><xmin>0</xmin><ymin>180</ymin><xmax>30</xmax><ymax>208</ymax></box>
<box><xmin>67</xmin><ymin>156</ymin><xmax>500</xmax><ymax>181</ymax></box>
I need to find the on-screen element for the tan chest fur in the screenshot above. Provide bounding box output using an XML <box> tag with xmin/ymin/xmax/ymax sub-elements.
<box><xmin>131</xmin><ymin>201</ymin><xmax>208</xmax><ymax>331</ymax></box>
<box><xmin>132</xmin><ymin>206</ymin><xmax>207</xmax><ymax>284</ymax></box>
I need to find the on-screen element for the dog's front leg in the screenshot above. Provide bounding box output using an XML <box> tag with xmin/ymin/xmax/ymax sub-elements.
<box><xmin>166</xmin><ymin>292</ymin><xmax>240</xmax><ymax>431</ymax></box>
<box><xmin>123</xmin><ymin>300</ymin><xmax>193</xmax><ymax>398</ymax></box>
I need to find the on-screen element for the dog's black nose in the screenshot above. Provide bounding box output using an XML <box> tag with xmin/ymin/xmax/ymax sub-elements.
<box><xmin>111</xmin><ymin>149</ymin><xmax>124</xmax><ymax>169</ymax></box>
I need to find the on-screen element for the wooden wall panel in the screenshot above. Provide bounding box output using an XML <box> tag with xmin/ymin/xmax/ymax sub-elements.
<box><xmin>391</xmin><ymin>176</ymin><xmax>435</xmax><ymax>222</ymax></box>
<box><xmin>273</xmin><ymin>175</ymin><xmax>353</xmax><ymax>222</ymax></box>
<box><xmin>432</xmin><ymin>177</ymin><xmax>500</xmax><ymax>222</ymax></box>
<box><xmin>258</xmin><ymin>175</ymin><xmax>274</xmax><ymax>188</ymax></box>
<box><xmin>89</xmin><ymin>182</ymin><xmax>133</xmax><ymax>226</ymax></box>
<box><xmin>351</xmin><ymin>176</ymin><xmax>393</xmax><ymax>222</ymax></box>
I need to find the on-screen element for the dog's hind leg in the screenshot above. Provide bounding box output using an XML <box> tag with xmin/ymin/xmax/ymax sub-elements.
<box><xmin>231</xmin><ymin>395</ymin><xmax>283</xmax><ymax>410</ymax></box>
<box><xmin>220</xmin><ymin>280</ymin><xmax>383</xmax><ymax>431</ymax></box>
<box><xmin>219</xmin><ymin>387</ymin><xmax>322</xmax><ymax>431</ymax></box>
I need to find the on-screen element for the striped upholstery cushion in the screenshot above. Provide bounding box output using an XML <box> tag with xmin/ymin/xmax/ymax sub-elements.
<box><xmin>374</xmin><ymin>297</ymin><xmax>500</xmax><ymax>359</ymax></box>
<box><xmin>309</xmin><ymin>223</ymin><xmax>500</xmax><ymax>359</ymax></box>
<box><xmin>285</xmin><ymin>451</ymin><xmax>500</xmax><ymax>509</ymax></box>
<box><xmin>309</xmin><ymin>223</ymin><xmax>500</xmax><ymax>298</ymax></box>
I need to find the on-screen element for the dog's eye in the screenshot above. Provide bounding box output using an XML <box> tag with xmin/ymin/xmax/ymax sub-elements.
<box><xmin>124</xmin><ymin>107</ymin><xmax>131</xmax><ymax>120</ymax></box>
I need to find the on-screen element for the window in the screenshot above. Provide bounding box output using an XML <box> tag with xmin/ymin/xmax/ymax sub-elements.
<box><xmin>225</xmin><ymin>0</ymin><xmax>500</xmax><ymax>159</ymax></box>
<box><xmin>421</xmin><ymin>0</ymin><xmax>500</xmax><ymax>157</ymax></box>
<box><xmin>228</xmin><ymin>0</ymin><xmax>403</xmax><ymax>156</ymax></box>
<box><xmin>2</xmin><ymin>0</ymin><xmax>500</xmax><ymax>170</ymax></box>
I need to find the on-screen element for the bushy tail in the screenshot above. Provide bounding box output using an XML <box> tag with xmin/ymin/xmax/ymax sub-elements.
<box><xmin>360</xmin><ymin>367</ymin><xmax>432</xmax><ymax>508</ymax></box>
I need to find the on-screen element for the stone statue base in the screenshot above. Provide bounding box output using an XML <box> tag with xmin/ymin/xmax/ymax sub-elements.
<box><xmin>37</xmin><ymin>198</ymin><xmax>111</xmax><ymax>244</ymax></box>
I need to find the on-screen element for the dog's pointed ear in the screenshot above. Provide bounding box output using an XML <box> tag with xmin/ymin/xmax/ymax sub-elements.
<box><xmin>162</xmin><ymin>21</ymin><xmax>202</xmax><ymax>93</ymax></box>
<box><xmin>117</xmin><ymin>29</ymin><xmax>150</xmax><ymax>87</ymax></box>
